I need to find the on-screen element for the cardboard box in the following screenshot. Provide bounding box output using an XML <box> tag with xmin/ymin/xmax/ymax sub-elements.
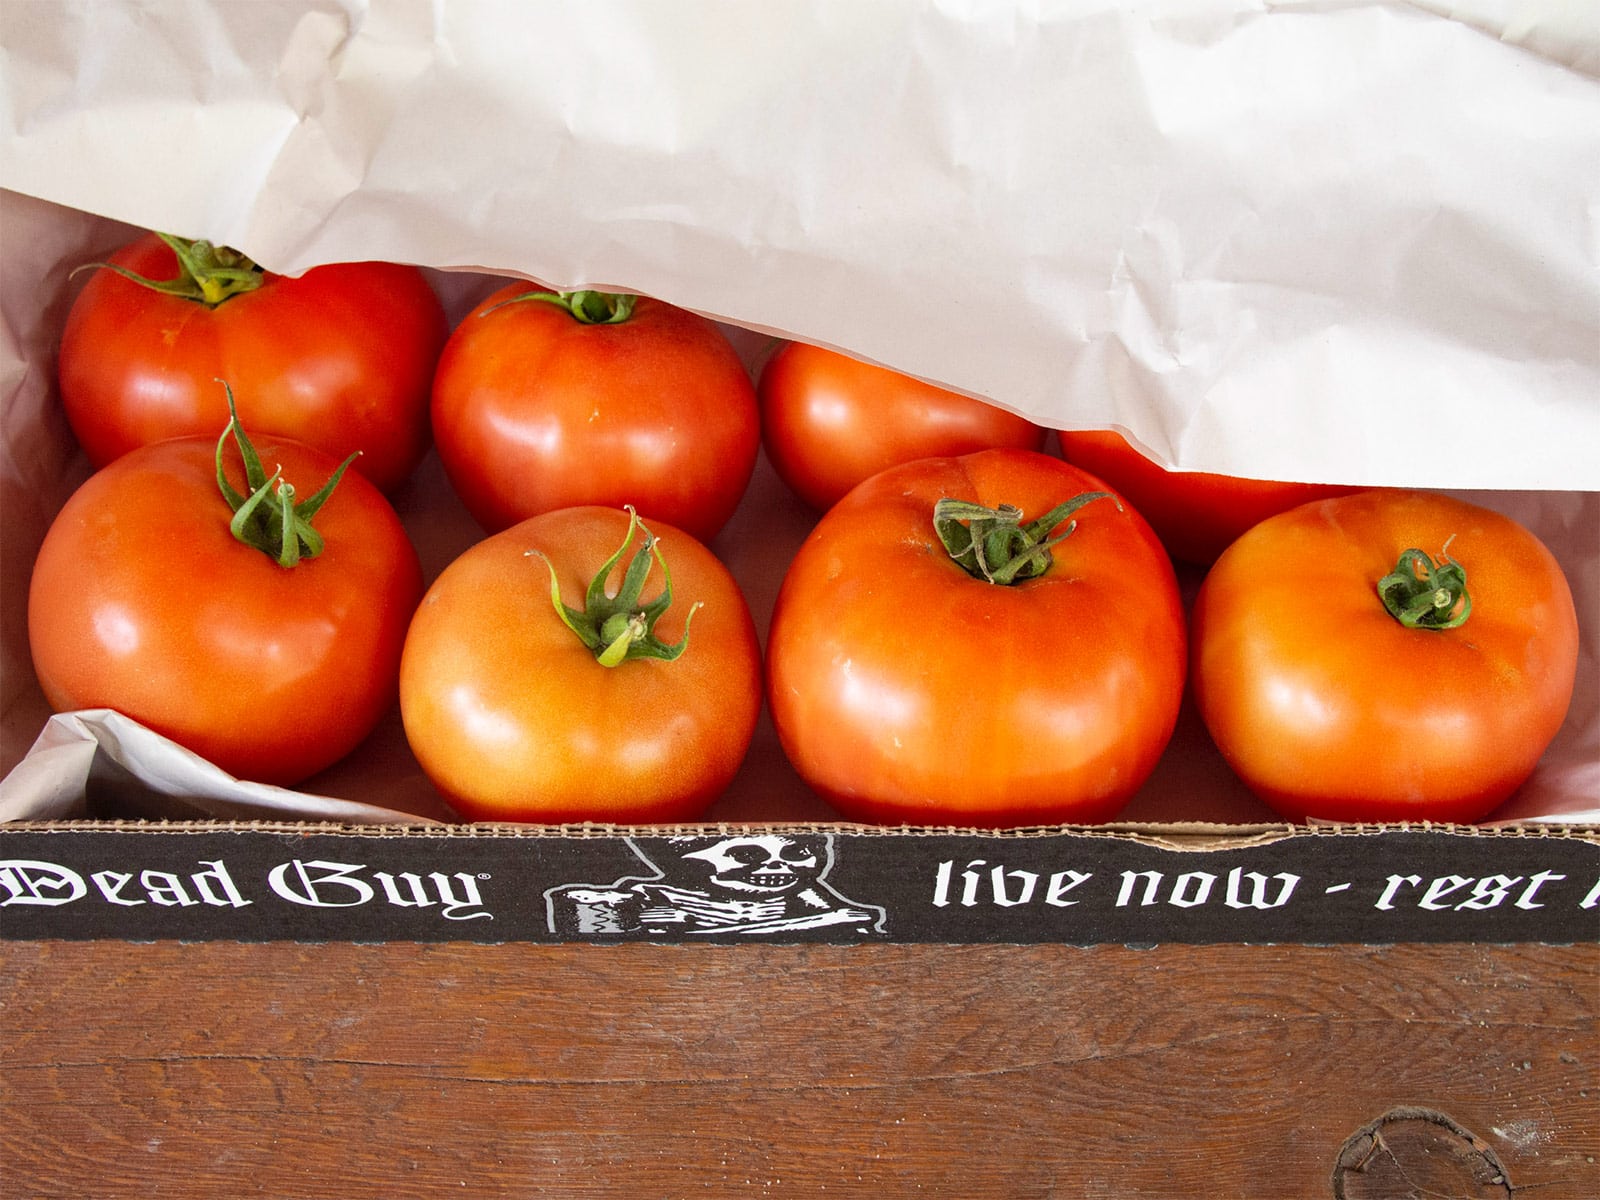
<box><xmin>2</xmin><ymin>192</ymin><xmax>1596</xmax><ymax>948</ymax></box>
<box><xmin>3</xmin><ymin>7</ymin><xmax>1597</xmax><ymax>947</ymax></box>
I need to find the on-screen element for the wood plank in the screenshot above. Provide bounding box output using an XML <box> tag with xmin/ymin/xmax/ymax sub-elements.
<box><xmin>3</xmin><ymin>942</ymin><xmax>1595</xmax><ymax>1198</ymax></box>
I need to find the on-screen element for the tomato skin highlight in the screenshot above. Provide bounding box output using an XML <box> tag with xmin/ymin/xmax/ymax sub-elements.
<box><xmin>429</xmin><ymin>286</ymin><xmax>760</xmax><ymax>543</ymax></box>
<box><xmin>1057</xmin><ymin>428</ymin><xmax>1357</xmax><ymax>564</ymax></box>
<box><xmin>1190</xmin><ymin>489</ymin><xmax>1580</xmax><ymax>823</ymax></box>
<box><xmin>398</xmin><ymin>506</ymin><xmax>763</xmax><ymax>824</ymax></box>
<box><xmin>57</xmin><ymin>232</ymin><xmax>449</xmax><ymax>493</ymax></box>
<box><xmin>759</xmin><ymin>342</ymin><xmax>1045</xmax><ymax>511</ymax></box>
<box><xmin>766</xmin><ymin>448</ymin><xmax>1187</xmax><ymax>827</ymax></box>
<box><xmin>27</xmin><ymin>435</ymin><xmax>424</xmax><ymax>786</ymax></box>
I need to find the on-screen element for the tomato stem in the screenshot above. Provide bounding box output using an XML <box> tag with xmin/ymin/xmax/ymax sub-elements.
<box><xmin>74</xmin><ymin>233</ymin><xmax>265</xmax><ymax>307</ymax></box>
<box><xmin>529</xmin><ymin>508</ymin><xmax>700</xmax><ymax>667</ymax></box>
<box><xmin>934</xmin><ymin>493</ymin><xmax>1116</xmax><ymax>584</ymax></box>
<box><xmin>483</xmin><ymin>288</ymin><xmax>638</xmax><ymax>324</ymax></box>
<box><xmin>1377</xmin><ymin>540</ymin><xmax>1472</xmax><ymax>630</ymax></box>
<box><xmin>213</xmin><ymin>381</ymin><xmax>358</xmax><ymax>568</ymax></box>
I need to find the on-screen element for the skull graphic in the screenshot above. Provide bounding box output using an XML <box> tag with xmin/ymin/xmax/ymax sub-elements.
<box><xmin>670</xmin><ymin>834</ymin><xmax>824</xmax><ymax>897</ymax></box>
<box><xmin>546</xmin><ymin>832</ymin><xmax>885</xmax><ymax>937</ymax></box>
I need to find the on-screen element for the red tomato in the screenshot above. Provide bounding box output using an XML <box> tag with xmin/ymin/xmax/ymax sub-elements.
<box><xmin>430</xmin><ymin>287</ymin><xmax>760</xmax><ymax>543</ymax></box>
<box><xmin>1191</xmin><ymin>490</ymin><xmax>1580</xmax><ymax>823</ymax></box>
<box><xmin>28</xmin><ymin>412</ymin><xmax>424</xmax><ymax>785</ymax></box>
<box><xmin>759</xmin><ymin>342</ymin><xmax>1045</xmax><ymax>511</ymax></box>
<box><xmin>1057</xmin><ymin>429</ymin><xmax>1356</xmax><ymax>564</ymax></box>
<box><xmin>58</xmin><ymin>232</ymin><xmax>448</xmax><ymax>492</ymax></box>
<box><xmin>766</xmin><ymin>447</ymin><xmax>1187</xmax><ymax>827</ymax></box>
<box><xmin>399</xmin><ymin>505</ymin><xmax>762</xmax><ymax>823</ymax></box>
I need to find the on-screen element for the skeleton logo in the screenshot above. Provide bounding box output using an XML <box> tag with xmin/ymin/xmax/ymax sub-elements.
<box><xmin>546</xmin><ymin>833</ymin><xmax>886</xmax><ymax>937</ymax></box>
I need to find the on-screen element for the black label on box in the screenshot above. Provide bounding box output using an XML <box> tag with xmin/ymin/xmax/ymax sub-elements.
<box><xmin>1</xmin><ymin>826</ymin><xmax>1596</xmax><ymax>945</ymax></box>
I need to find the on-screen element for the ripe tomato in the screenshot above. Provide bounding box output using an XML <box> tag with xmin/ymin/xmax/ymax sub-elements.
<box><xmin>430</xmin><ymin>287</ymin><xmax>760</xmax><ymax>543</ymax></box>
<box><xmin>759</xmin><ymin>342</ymin><xmax>1045</xmax><ymax>511</ymax></box>
<box><xmin>766</xmin><ymin>447</ymin><xmax>1187</xmax><ymax>827</ymax></box>
<box><xmin>399</xmin><ymin>505</ymin><xmax>762</xmax><ymax>823</ymax></box>
<box><xmin>58</xmin><ymin>232</ymin><xmax>448</xmax><ymax>492</ymax></box>
<box><xmin>1190</xmin><ymin>490</ymin><xmax>1580</xmax><ymax>823</ymax></box>
<box><xmin>1057</xmin><ymin>429</ymin><xmax>1356</xmax><ymax>564</ymax></box>
<box><xmin>28</xmin><ymin>398</ymin><xmax>424</xmax><ymax>785</ymax></box>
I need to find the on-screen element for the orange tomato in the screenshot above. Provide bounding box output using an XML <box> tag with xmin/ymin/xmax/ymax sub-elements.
<box><xmin>399</xmin><ymin>506</ymin><xmax>762</xmax><ymax>823</ymax></box>
<box><xmin>430</xmin><ymin>287</ymin><xmax>760</xmax><ymax>542</ymax></box>
<box><xmin>29</xmin><ymin>416</ymin><xmax>423</xmax><ymax>785</ymax></box>
<box><xmin>760</xmin><ymin>342</ymin><xmax>1044</xmax><ymax>511</ymax></box>
<box><xmin>1057</xmin><ymin>429</ymin><xmax>1356</xmax><ymax>564</ymax></box>
<box><xmin>766</xmin><ymin>448</ymin><xmax>1187</xmax><ymax>826</ymax></box>
<box><xmin>1191</xmin><ymin>490</ymin><xmax>1580</xmax><ymax>823</ymax></box>
<box><xmin>59</xmin><ymin>232</ymin><xmax>447</xmax><ymax>492</ymax></box>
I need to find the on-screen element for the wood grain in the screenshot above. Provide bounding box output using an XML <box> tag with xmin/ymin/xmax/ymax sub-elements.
<box><xmin>2</xmin><ymin>942</ymin><xmax>1595</xmax><ymax>1198</ymax></box>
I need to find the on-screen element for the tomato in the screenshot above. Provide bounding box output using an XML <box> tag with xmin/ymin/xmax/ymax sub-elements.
<box><xmin>430</xmin><ymin>287</ymin><xmax>760</xmax><ymax>542</ymax></box>
<box><xmin>1190</xmin><ymin>489</ymin><xmax>1580</xmax><ymax>823</ymax></box>
<box><xmin>766</xmin><ymin>447</ymin><xmax>1187</xmax><ymax>827</ymax></box>
<box><xmin>759</xmin><ymin>342</ymin><xmax>1045</xmax><ymax>511</ymax></box>
<box><xmin>58</xmin><ymin>232</ymin><xmax>448</xmax><ymax>492</ymax></box>
<box><xmin>399</xmin><ymin>505</ymin><xmax>762</xmax><ymax>823</ymax></box>
<box><xmin>1057</xmin><ymin>429</ymin><xmax>1356</xmax><ymax>564</ymax></box>
<box><xmin>28</xmin><ymin>396</ymin><xmax>424</xmax><ymax>785</ymax></box>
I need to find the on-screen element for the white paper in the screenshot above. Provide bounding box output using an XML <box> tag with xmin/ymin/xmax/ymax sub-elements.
<box><xmin>0</xmin><ymin>710</ymin><xmax>442</xmax><ymax>824</ymax></box>
<box><xmin>2</xmin><ymin>1</ymin><xmax>1597</xmax><ymax>487</ymax></box>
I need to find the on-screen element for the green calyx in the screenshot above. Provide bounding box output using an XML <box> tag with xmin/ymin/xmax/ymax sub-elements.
<box><xmin>1378</xmin><ymin>540</ymin><xmax>1471</xmax><ymax>630</ymax></box>
<box><xmin>530</xmin><ymin>508</ymin><xmax>700</xmax><ymax>667</ymax></box>
<box><xmin>934</xmin><ymin>492</ymin><xmax>1116</xmax><ymax>585</ymax></box>
<box><xmin>484</xmin><ymin>288</ymin><xmax>638</xmax><ymax>324</ymax></box>
<box><xmin>214</xmin><ymin>381</ymin><xmax>358</xmax><ymax>568</ymax></box>
<box><xmin>78</xmin><ymin>233</ymin><xmax>265</xmax><ymax>306</ymax></box>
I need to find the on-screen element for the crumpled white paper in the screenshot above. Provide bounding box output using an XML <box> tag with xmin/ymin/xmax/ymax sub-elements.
<box><xmin>3</xmin><ymin>0</ymin><xmax>1597</xmax><ymax>487</ymax></box>
<box><xmin>0</xmin><ymin>710</ymin><xmax>442</xmax><ymax>824</ymax></box>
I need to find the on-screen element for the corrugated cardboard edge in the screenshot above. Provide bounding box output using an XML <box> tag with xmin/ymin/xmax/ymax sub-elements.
<box><xmin>6</xmin><ymin>818</ymin><xmax>1597</xmax><ymax>851</ymax></box>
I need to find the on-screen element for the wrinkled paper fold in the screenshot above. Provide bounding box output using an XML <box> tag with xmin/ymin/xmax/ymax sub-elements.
<box><xmin>4</xmin><ymin>0</ymin><xmax>1597</xmax><ymax>486</ymax></box>
<box><xmin>0</xmin><ymin>711</ymin><xmax>442</xmax><ymax>824</ymax></box>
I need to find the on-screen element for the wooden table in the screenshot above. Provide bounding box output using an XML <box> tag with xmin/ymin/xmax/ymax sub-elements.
<box><xmin>4</xmin><ymin>940</ymin><xmax>1595</xmax><ymax>1197</ymax></box>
